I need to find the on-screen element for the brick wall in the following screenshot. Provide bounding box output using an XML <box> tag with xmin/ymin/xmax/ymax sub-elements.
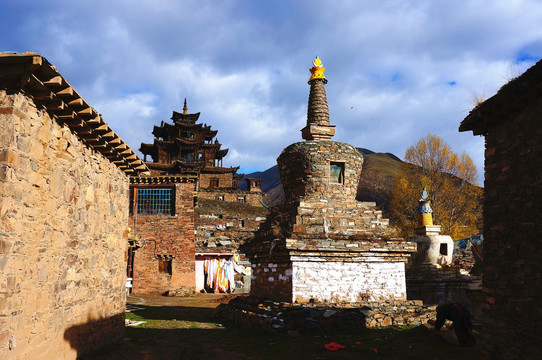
<box><xmin>479</xmin><ymin>104</ymin><xmax>542</xmax><ymax>359</ymax></box>
<box><xmin>130</xmin><ymin>182</ymin><xmax>196</xmax><ymax>293</ymax></box>
<box><xmin>0</xmin><ymin>91</ymin><xmax>128</xmax><ymax>359</ymax></box>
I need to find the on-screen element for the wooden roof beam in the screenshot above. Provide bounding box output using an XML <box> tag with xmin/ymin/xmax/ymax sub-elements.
<box><xmin>56</xmin><ymin>86</ymin><xmax>74</xmax><ymax>96</ymax></box>
<box><xmin>43</xmin><ymin>75</ymin><xmax>64</xmax><ymax>87</ymax></box>
<box><xmin>68</xmin><ymin>98</ymin><xmax>84</xmax><ymax>106</ymax></box>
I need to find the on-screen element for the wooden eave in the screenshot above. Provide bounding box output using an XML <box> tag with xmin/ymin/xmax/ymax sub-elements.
<box><xmin>0</xmin><ymin>52</ymin><xmax>149</xmax><ymax>176</ymax></box>
<box><xmin>130</xmin><ymin>174</ymin><xmax>198</xmax><ymax>184</ymax></box>
<box><xmin>200</xmin><ymin>165</ymin><xmax>239</xmax><ymax>174</ymax></box>
<box><xmin>171</xmin><ymin>111</ymin><xmax>200</xmax><ymax>123</ymax></box>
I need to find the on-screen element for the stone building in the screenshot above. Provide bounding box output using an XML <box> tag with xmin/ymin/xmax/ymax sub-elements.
<box><xmin>246</xmin><ymin>58</ymin><xmax>416</xmax><ymax>303</ymax></box>
<box><xmin>0</xmin><ymin>52</ymin><xmax>148</xmax><ymax>359</ymax></box>
<box><xmin>128</xmin><ymin>102</ymin><xmax>265</xmax><ymax>294</ymax></box>
<box><xmin>459</xmin><ymin>60</ymin><xmax>542</xmax><ymax>359</ymax></box>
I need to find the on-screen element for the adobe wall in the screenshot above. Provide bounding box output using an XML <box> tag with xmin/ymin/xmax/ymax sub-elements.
<box><xmin>480</xmin><ymin>103</ymin><xmax>542</xmax><ymax>359</ymax></box>
<box><xmin>130</xmin><ymin>183</ymin><xmax>196</xmax><ymax>293</ymax></box>
<box><xmin>0</xmin><ymin>91</ymin><xmax>128</xmax><ymax>359</ymax></box>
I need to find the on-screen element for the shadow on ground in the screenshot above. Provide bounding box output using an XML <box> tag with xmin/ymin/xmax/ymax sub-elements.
<box><xmin>82</xmin><ymin>294</ymin><xmax>480</xmax><ymax>360</ymax></box>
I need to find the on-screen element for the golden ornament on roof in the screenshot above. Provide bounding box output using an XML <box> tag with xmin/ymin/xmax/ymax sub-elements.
<box><xmin>309</xmin><ymin>56</ymin><xmax>326</xmax><ymax>82</ymax></box>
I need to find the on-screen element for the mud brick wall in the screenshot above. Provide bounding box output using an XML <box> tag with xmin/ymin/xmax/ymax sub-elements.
<box><xmin>0</xmin><ymin>91</ymin><xmax>128</xmax><ymax>359</ymax></box>
<box><xmin>130</xmin><ymin>182</ymin><xmax>195</xmax><ymax>293</ymax></box>
<box><xmin>291</xmin><ymin>259</ymin><xmax>407</xmax><ymax>303</ymax></box>
<box><xmin>479</xmin><ymin>104</ymin><xmax>542</xmax><ymax>359</ymax></box>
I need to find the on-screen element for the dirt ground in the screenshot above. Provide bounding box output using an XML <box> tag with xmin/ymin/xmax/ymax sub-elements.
<box><xmin>82</xmin><ymin>293</ymin><xmax>480</xmax><ymax>360</ymax></box>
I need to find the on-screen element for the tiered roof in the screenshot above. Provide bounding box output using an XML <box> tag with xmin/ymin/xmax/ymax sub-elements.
<box><xmin>139</xmin><ymin>100</ymin><xmax>237</xmax><ymax>176</ymax></box>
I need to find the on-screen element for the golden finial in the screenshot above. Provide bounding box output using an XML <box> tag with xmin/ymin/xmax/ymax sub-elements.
<box><xmin>309</xmin><ymin>56</ymin><xmax>326</xmax><ymax>82</ymax></box>
<box><xmin>183</xmin><ymin>98</ymin><xmax>188</xmax><ymax>114</ymax></box>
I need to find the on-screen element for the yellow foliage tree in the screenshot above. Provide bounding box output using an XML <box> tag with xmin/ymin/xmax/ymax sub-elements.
<box><xmin>390</xmin><ymin>134</ymin><xmax>482</xmax><ymax>239</ymax></box>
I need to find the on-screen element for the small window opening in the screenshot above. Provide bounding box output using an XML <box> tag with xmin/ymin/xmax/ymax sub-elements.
<box><xmin>210</xmin><ymin>178</ymin><xmax>219</xmax><ymax>188</ymax></box>
<box><xmin>217</xmin><ymin>195</ymin><xmax>224</xmax><ymax>201</ymax></box>
<box><xmin>237</xmin><ymin>196</ymin><xmax>246</xmax><ymax>203</ymax></box>
<box><xmin>329</xmin><ymin>162</ymin><xmax>345</xmax><ymax>184</ymax></box>
<box><xmin>439</xmin><ymin>243</ymin><xmax>448</xmax><ymax>256</ymax></box>
<box><xmin>158</xmin><ymin>259</ymin><xmax>172</xmax><ymax>275</ymax></box>
<box><xmin>240</xmin><ymin>220</ymin><xmax>245</xmax><ymax>228</ymax></box>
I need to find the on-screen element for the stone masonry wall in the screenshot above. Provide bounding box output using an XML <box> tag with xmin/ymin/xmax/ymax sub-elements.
<box><xmin>130</xmin><ymin>182</ymin><xmax>196</xmax><ymax>293</ymax></box>
<box><xmin>278</xmin><ymin>141</ymin><xmax>362</xmax><ymax>205</ymax></box>
<box><xmin>292</xmin><ymin>259</ymin><xmax>407</xmax><ymax>303</ymax></box>
<box><xmin>250</xmin><ymin>259</ymin><xmax>293</xmax><ymax>301</ymax></box>
<box><xmin>479</xmin><ymin>103</ymin><xmax>542</xmax><ymax>359</ymax></box>
<box><xmin>199</xmin><ymin>172</ymin><xmax>234</xmax><ymax>189</ymax></box>
<box><xmin>198</xmin><ymin>189</ymin><xmax>263</xmax><ymax>207</ymax></box>
<box><xmin>0</xmin><ymin>91</ymin><xmax>128</xmax><ymax>359</ymax></box>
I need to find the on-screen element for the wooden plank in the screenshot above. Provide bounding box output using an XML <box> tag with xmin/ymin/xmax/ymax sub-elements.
<box><xmin>68</xmin><ymin>98</ymin><xmax>84</xmax><ymax>106</ymax></box>
<box><xmin>66</xmin><ymin>119</ymin><xmax>85</xmax><ymax>128</ymax></box>
<box><xmin>77</xmin><ymin>107</ymin><xmax>97</xmax><ymax>118</ymax></box>
<box><xmin>33</xmin><ymin>90</ymin><xmax>54</xmax><ymax>101</ymax></box>
<box><xmin>56</xmin><ymin>86</ymin><xmax>73</xmax><ymax>96</ymax></box>
<box><xmin>101</xmin><ymin>130</ymin><xmax>116</xmax><ymax>139</ymax></box>
<box><xmin>43</xmin><ymin>75</ymin><xmax>63</xmax><ymax>86</ymax></box>
<box><xmin>86</xmin><ymin>116</ymin><xmax>104</xmax><ymax>127</ymax></box>
<box><xmin>57</xmin><ymin>111</ymin><xmax>76</xmax><ymax>120</ymax></box>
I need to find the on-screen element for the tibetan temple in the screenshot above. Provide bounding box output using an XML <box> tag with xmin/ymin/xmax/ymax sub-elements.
<box><xmin>139</xmin><ymin>99</ymin><xmax>240</xmax><ymax>189</ymax></box>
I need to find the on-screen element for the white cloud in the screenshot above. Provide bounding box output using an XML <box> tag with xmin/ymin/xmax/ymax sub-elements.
<box><xmin>2</xmin><ymin>0</ymin><xmax>542</xmax><ymax>181</ymax></box>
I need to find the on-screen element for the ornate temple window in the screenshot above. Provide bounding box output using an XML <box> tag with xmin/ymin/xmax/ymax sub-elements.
<box><xmin>210</xmin><ymin>178</ymin><xmax>219</xmax><ymax>188</ymax></box>
<box><xmin>129</xmin><ymin>186</ymin><xmax>175</xmax><ymax>215</ymax></box>
<box><xmin>329</xmin><ymin>161</ymin><xmax>345</xmax><ymax>184</ymax></box>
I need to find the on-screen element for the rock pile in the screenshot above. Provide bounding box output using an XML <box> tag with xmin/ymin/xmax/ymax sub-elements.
<box><xmin>215</xmin><ymin>296</ymin><xmax>436</xmax><ymax>334</ymax></box>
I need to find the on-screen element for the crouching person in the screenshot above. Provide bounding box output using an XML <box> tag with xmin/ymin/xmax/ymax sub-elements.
<box><xmin>430</xmin><ymin>303</ymin><xmax>476</xmax><ymax>346</ymax></box>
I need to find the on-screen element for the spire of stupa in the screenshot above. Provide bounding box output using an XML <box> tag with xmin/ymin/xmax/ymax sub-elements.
<box><xmin>301</xmin><ymin>56</ymin><xmax>335</xmax><ymax>141</ymax></box>
<box><xmin>183</xmin><ymin>98</ymin><xmax>188</xmax><ymax>114</ymax></box>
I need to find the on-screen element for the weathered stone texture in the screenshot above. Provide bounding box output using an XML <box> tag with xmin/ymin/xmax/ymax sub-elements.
<box><xmin>0</xmin><ymin>91</ymin><xmax>128</xmax><ymax>359</ymax></box>
<box><xmin>278</xmin><ymin>141</ymin><xmax>363</xmax><ymax>205</ymax></box>
<box><xmin>130</xmin><ymin>183</ymin><xmax>196</xmax><ymax>294</ymax></box>
<box><xmin>198</xmin><ymin>188</ymin><xmax>264</xmax><ymax>207</ymax></box>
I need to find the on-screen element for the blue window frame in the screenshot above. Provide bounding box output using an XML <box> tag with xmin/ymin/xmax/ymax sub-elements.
<box><xmin>130</xmin><ymin>187</ymin><xmax>174</xmax><ymax>215</ymax></box>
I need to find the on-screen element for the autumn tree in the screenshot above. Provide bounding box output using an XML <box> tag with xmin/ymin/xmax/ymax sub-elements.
<box><xmin>390</xmin><ymin>134</ymin><xmax>482</xmax><ymax>239</ymax></box>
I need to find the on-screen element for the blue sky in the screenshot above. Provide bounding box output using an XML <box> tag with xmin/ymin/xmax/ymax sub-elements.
<box><xmin>3</xmin><ymin>0</ymin><xmax>542</xmax><ymax>184</ymax></box>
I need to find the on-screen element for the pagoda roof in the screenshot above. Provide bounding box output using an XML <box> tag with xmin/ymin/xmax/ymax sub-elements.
<box><xmin>171</xmin><ymin>110</ymin><xmax>200</xmax><ymax>124</ymax></box>
<box><xmin>216</xmin><ymin>148</ymin><xmax>229</xmax><ymax>159</ymax></box>
<box><xmin>176</xmin><ymin>137</ymin><xmax>205</xmax><ymax>146</ymax></box>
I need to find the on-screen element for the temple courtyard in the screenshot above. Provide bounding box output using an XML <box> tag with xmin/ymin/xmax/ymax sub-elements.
<box><xmin>84</xmin><ymin>294</ymin><xmax>480</xmax><ymax>360</ymax></box>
